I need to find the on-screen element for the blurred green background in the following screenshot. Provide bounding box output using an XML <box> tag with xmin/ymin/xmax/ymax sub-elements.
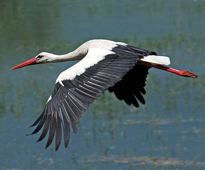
<box><xmin>0</xmin><ymin>0</ymin><xmax>205</xmax><ymax>169</ymax></box>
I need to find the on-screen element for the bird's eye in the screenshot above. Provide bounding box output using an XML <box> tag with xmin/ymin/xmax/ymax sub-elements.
<box><xmin>37</xmin><ymin>55</ymin><xmax>43</xmax><ymax>60</ymax></box>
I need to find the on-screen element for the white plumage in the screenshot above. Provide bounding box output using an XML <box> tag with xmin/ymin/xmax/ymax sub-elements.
<box><xmin>140</xmin><ymin>55</ymin><xmax>170</xmax><ymax>65</ymax></box>
<box><xmin>56</xmin><ymin>48</ymin><xmax>115</xmax><ymax>82</ymax></box>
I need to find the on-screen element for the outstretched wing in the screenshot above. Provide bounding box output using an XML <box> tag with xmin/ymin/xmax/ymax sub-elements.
<box><xmin>30</xmin><ymin>45</ymin><xmax>152</xmax><ymax>151</ymax></box>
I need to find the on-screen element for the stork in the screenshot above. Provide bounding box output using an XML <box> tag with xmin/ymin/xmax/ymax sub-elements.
<box><xmin>12</xmin><ymin>39</ymin><xmax>198</xmax><ymax>151</ymax></box>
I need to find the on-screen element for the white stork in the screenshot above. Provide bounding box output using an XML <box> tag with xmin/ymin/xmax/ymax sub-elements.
<box><xmin>12</xmin><ymin>39</ymin><xmax>198</xmax><ymax>151</ymax></box>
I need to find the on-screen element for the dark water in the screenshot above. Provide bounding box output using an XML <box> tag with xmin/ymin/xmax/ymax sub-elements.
<box><xmin>0</xmin><ymin>0</ymin><xmax>205</xmax><ymax>169</ymax></box>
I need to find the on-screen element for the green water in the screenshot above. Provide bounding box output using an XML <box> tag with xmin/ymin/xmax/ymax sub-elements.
<box><xmin>0</xmin><ymin>0</ymin><xmax>205</xmax><ymax>169</ymax></box>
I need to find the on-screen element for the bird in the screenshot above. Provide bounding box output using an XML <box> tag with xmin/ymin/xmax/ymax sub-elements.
<box><xmin>12</xmin><ymin>39</ymin><xmax>198</xmax><ymax>151</ymax></box>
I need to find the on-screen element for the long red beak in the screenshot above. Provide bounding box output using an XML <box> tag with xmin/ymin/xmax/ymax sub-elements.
<box><xmin>11</xmin><ymin>58</ymin><xmax>37</xmax><ymax>70</ymax></box>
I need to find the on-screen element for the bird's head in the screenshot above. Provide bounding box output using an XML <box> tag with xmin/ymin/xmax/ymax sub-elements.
<box><xmin>11</xmin><ymin>52</ymin><xmax>57</xmax><ymax>70</ymax></box>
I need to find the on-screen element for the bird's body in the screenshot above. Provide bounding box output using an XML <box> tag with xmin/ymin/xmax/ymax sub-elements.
<box><xmin>12</xmin><ymin>39</ymin><xmax>198</xmax><ymax>151</ymax></box>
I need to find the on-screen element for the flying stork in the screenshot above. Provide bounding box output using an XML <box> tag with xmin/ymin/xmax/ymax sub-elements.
<box><xmin>12</xmin><ymin>39</ymin><xmax>198</xmax><ymax>151</ymax></box>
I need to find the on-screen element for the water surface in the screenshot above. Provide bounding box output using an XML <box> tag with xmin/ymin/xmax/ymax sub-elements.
<box><xmin>0</xmin><ymin>0</ymin><xmax>205</xmax><ymax>169</ymax></box>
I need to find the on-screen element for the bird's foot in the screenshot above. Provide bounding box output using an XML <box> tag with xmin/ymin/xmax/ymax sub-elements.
<box><xmin>180</xmin><ymin>71</ymin><xmax>198</xmax><ymax>78</ymax></box>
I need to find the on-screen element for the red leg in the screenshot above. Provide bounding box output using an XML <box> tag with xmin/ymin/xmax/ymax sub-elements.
<box><xmin>153</xmin><ymin>64</ymin><xmax>198</xmax><ymax>78</ymax></box>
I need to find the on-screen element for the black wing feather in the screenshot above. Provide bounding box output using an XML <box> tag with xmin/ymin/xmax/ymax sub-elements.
<box><xmin>55</xmin><ymin>113</ymin><xmax>62</xmax><ymax>151</ymax></box>
<box><xmin>108</xmin><ymin>65</ymin><xmax>149</xmax><ymax>107</ymax></box>
<box><xmin>36</xmin><ymin>114</ymin><xmax>50</xmax><ymax>142</ymax></box>
<box><xmin>60</xmin><ymin>108</ymin><xmax>70</xmax><ymax>147</ymax></box>
<box><xmin>45</xmin><ymin>113</ymin><xmax>56</xmax><ymax>149</ymax></box>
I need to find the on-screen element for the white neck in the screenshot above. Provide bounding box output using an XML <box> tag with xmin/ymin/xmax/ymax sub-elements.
<box><xmin>51</xmin><ymin>47</ymin><xmax>87</xmax><ymax>62</ymax></box>
<box><xmin>57</xmin><ymin>52</ymin><xmax>83</xmax><ymax>62</ymax></box>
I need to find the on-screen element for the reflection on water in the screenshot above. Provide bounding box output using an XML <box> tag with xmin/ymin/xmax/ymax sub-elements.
<box><xmin>0</xmin><ymin>0</ymin><xmax>205</xmax><ymax>169</ymax></box>
<box><xmin>85</xmin><ymin>155</ymin><xmax>205</xmax><ymax>167</ymax></box>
